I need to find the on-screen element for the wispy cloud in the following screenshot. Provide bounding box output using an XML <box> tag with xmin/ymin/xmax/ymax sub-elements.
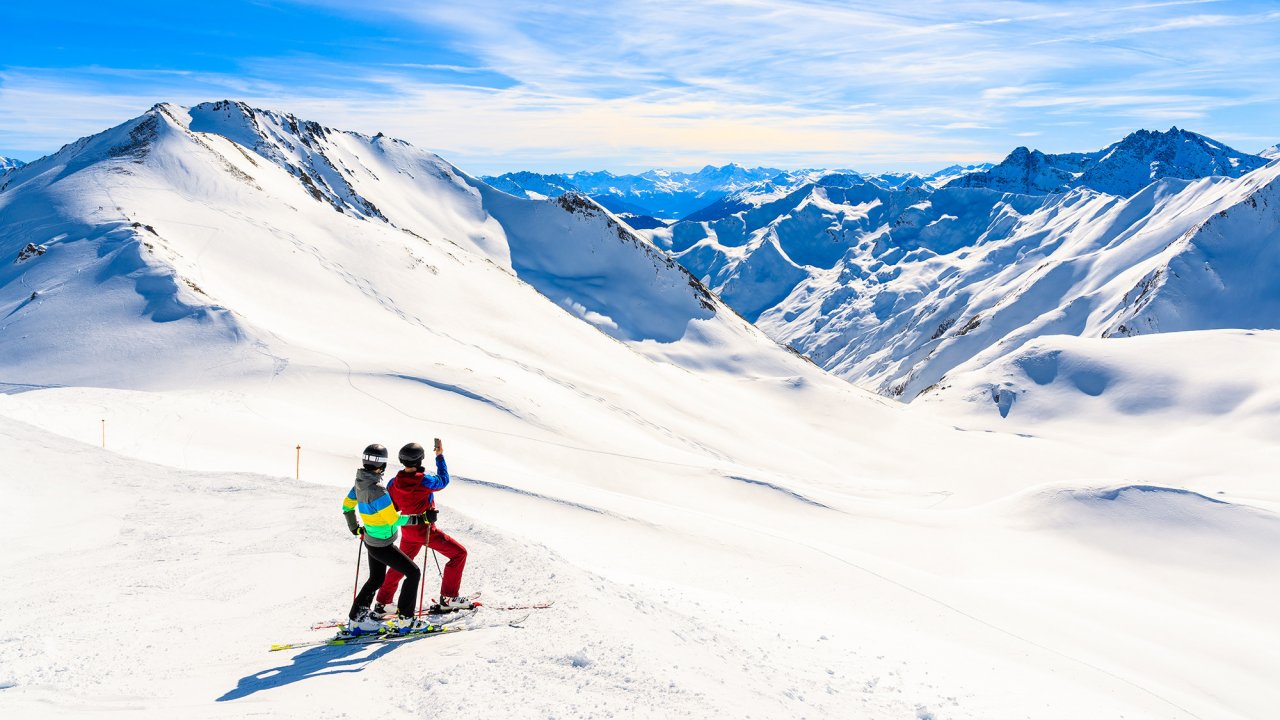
<box><xmin>2</xmin><ymin>0</ymin><xmax>1279</xmax><ymax>170</ymax></box>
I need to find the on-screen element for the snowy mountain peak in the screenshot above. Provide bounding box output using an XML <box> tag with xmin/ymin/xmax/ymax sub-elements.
<box><xmin>924</xmin><ymin>163</ymin><xmax>994</xmax><ymax>187</ymax></box>
<box><xmin>1261</xmin><ymin>143</ymin><xmax>1280</xmax><ymax>160</ymax></box>
<box><xmin>945</xmin><ymin>145</ymin><xmax>1084</xmax><ymax>195</ymax></box>
<box><xmin>0</xmin><ymin>156</ymin><xmax>24</xmax><ymax>174</ymax></box>
<box><xmin>1</xmin><ymin>99</ymin><xmax>797</xmax><ymax>390</ymax></box>
<box><xmin>176</xmin><ymin>99</ymin><xmax>416</xmax><ymax>221</ymax></box>
<box><xmin>949</xmin><ymin>128</ymin><xmax>1267</xmax><ymax>196</ymax></box>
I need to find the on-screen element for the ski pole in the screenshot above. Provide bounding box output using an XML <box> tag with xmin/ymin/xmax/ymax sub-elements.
<box><xmin>418</xmin><ymin>523</ymin><xmax>431</xmax><ymax>614</ymax></box>
<box><xmin>352</xmin><ymin>537</ymin><xmax>364</xmax><ymax>603</ymax></box>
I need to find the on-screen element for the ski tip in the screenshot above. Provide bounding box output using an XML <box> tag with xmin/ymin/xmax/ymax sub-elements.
<box><xmin>269</xmin><ymin>643</ymin><xmax>293</xmax><ymax>652</ymax></box>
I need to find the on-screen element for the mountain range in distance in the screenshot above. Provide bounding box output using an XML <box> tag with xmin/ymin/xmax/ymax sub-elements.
<box><xmin>481</xmin><ymin>162</ymin><xmax>995</xmax><ymax>221</ymax></box>
<box><xmin>636</xmin><ymin>127</ymin><xmax>1280</xmax><ymax>409</ymax></box>
<box><xmin>4</xmin><ymin>101</ymin><xmax>1279</xmax><ymax>419</ymax></box>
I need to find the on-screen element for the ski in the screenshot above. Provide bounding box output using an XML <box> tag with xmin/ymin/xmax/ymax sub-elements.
<box><xmin>309</xmin><ymin>598</ymin><xmax>552</xmax><ymax>631</ymax></box>
<box><xmin>271</xmin><ymin>621</ymin><xmax>458</xmax><ymax>651</ymax></box>
<box><xmin>272</xmin><ymin>612</ymin><xmax>529</xmax><ymax>652</ymax></box>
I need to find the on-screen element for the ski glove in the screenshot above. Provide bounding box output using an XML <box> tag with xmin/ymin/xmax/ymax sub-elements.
<box><xmin>421</xmin><ymin>509</ymin><xmax>438</xmax><ymax>525</ymax></box>
<box><xmin>351</xmin><ymin>525</ymin><xmax>364</xmax><ymax>537</ymax></box>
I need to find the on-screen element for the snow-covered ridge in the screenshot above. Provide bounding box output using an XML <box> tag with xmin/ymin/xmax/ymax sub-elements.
<box><xmin>948</xmin><ymin>127</ymin><xmax>1268</xmax><ymax>196</ymax></box>
<box><xmin>0</xmin><ymin>156</ymin><xmax>24</xmax><ymax>174</ymax></box>
<box><xmin>1</xmin><ymin>99</ymin><xmax>817</xmax><ymax>392</ymax></box>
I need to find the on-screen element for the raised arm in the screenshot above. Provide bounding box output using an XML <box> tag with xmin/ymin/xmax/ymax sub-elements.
<box><xmin>421</xmin><ymin>453</ymin><xmax>449</xmax><ymax>490</ymax></box>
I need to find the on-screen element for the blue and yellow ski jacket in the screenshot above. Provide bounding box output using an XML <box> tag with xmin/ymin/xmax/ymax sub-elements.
<box><xmin>341</xmin><ymin>468</ymin><xmax>417</xmax><ymax>547</ymax></box>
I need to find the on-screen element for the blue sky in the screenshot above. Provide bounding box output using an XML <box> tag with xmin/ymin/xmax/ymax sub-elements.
<box><xmin>2</xmin><ymin>0</ymin><xmax>1278</xmax><ymax>174</ymax></box>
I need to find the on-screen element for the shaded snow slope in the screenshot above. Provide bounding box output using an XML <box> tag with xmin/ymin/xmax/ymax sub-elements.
<box><xmin>921</xmin><ymin>330</ymin><xmax>1280</xmax><ymax>427</ymax></box>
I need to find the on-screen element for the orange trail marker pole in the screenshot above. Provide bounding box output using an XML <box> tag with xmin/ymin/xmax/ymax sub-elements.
<box><xmin>296</xmin><ymin>444</ymin><xmax>301</xmax><ymax>480</ymax></box>
<box><xmin>101</xmin><ymin>419</ymin><xmax>105</xmax><ymax>448</ymax></box>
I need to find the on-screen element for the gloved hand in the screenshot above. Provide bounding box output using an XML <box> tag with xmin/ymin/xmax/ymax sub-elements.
<box><xmin>351</xmin><ymin>525</ymin><xmax>364</xmax><ymax>537</ymax></box>
<box><xmin>420</xmin><ymin>508</ymin><xmax>438</xmax><ymax>525</ymax></box>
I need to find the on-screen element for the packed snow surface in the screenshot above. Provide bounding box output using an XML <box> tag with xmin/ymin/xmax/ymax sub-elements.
<box><xmin>1</xmin><ymin>102</ymin><xmax>1277</xmax><ymax>720</ymax></box>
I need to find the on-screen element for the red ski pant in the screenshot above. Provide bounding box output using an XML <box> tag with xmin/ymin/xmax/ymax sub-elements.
<box><xmin>375</xmin><ymin>526</ymin><xmax>467</xmax><ymax>604</ymax></box>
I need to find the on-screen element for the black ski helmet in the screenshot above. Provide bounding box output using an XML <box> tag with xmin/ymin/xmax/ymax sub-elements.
<box><xmin>399</xmin><ymin>442</ymin><xmax>426</xmax><ymax>468</ymax></box>
<box><xmin>362</xmin><ymin>443</ymin><xmax>389</xmax><ymax>471</ymax></box>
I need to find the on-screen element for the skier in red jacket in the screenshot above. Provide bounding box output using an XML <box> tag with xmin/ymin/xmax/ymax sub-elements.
<box><xmin>374</xmin><ymin>438</ymin><xmax>471</xmax><ymax>615</ymax></box>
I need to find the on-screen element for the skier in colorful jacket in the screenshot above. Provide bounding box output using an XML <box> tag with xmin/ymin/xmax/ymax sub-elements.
<box><xmin>375</xmin><ymin>438</ymin><xmax>470</xmax><ymax>612</ymax></box>
<box><xmin>342</xmin><ymin>443</ymin><xmax>429</xmax><ymax>623</ymax></box>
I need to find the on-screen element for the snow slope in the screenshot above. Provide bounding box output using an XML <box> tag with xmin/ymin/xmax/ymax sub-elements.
<box><xmin>1</xmin><ymin>102</ymin><xmax>1277</xmax><ymax>720</ymax></box>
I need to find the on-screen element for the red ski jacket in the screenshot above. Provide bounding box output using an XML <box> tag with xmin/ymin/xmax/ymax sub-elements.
<box><xmin>387</xmin><ymin>455</ymin><xmax>449</xmax><ymax>539</ymax></box>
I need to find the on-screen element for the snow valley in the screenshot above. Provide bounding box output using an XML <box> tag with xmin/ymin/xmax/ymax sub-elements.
<box><xmin>1</xmin><ymin>101</ymin><xmax>1277</xmax><ymax>720</ymax></box>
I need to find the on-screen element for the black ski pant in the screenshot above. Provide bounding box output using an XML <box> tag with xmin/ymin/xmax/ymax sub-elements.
<box><xmin>350</xmin><ymin>541</ymin><xmax>421</xmax><ymax>619</ymax></box>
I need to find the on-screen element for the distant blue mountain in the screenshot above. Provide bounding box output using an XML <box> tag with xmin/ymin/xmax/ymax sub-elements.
<box><xmin>481</xmin><ymin>164</ymin><xmax>785</xmax><ymax>219</ymax></box>
<box><xmin>481</xmin><ymin>162</ymin><xmax>993</xmax><ymax>220</ymax></box>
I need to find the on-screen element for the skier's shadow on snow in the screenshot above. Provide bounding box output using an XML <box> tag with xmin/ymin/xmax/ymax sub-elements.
<box><xmin>217</xmin><ymin>637</ymin><xmax>421</xmax><ymax>702</ymax></box>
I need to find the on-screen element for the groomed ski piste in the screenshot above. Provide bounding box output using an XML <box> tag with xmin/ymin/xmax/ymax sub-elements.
<box><xmin>1</xmin><ymin>102</ymin><xmax>1278</xmax><ymax>719</ymax></box>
